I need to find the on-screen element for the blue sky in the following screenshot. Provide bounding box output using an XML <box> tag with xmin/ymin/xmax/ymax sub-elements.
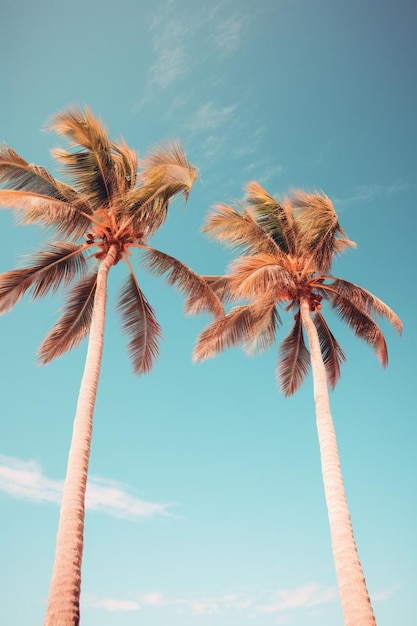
<box><xmin>1</xmin><ymin>1</ymin><xmax>416</xmax><ymax>624</ymax></box>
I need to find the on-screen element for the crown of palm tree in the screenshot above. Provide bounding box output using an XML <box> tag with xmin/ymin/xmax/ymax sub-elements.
<box><xmin>194</xmin><ymin>182</ymin><xmax>402</xmax><ymax>395</ymax></box>
<box><xmin>0</xmin><ymin>106</ymin><xmax>222</xmax><ymax>371</ymax></box>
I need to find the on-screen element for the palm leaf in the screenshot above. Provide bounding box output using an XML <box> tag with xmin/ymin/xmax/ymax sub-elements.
<box><xmin>227</xmin><ymin>253</ymin><xmax>294</xmax><ymax>301</ymax></box>
<box><xmin>0</xmin><ymin>189</ymin><xmax>91</xmax><ymax>238</ymax></box>
<box><xmin>201</xmin><ymin>275</ymin><xmax>234</xmax><ymax>303</ymax></box>
<box><xmin>110</xmin><ymin>139</ymin><xmax>138</xmax><ymax>192</ymax></box>
<box><xmin>328</xmin><ymin>278</ymin><xmax>402</xmax><ymax>333</ymax></box>
<box><xmin>117</xmin><ymin>273</ymin><xmax>162</xmax><ymax>374</ymax></box>
<box><xmin>193</xmin><ymin>305</ymin><xmax>259</xmax><ymax>362</ymax></box>
<box><xmin>38</xmin><ymin>271</ymin><xmax>98</xmax><ymax>364</ymax></box>
<box><xmin>324</xmin><ymin>286</ymin><xmax>389</xmax><ymax>366</ymax></box>
<box><xmin>0</xmin><ymin>243</ymin><xmax>86</xmax><ymax>314</ymax></box>
<box><xmin>38</xmin><ymin>272</ymin><xmax>97</xmax><ymax>365</ymax></box>
<box><xmin>278</xmin><ymin>312</ymin><xmax>310</xmax><ymax>396</ymax></box>
<box><xmin>313</xmin><ymin>310</ymin><xmax>346</xmax><ymax>388</ymax></box>
<box><xmin>143</xmin><ymin>248</ymin><xmax>223</xmax><ymax>317</ymax></box>
<box><xmin>245</xmin><ymin>182</ymin><xmax>296</xmax><ymax>254</ymax></box>
<box><xmin>138</xmin><ymin>142</ymin><xmax>198</xmax><ymax>198</ymax></box>
<box><xmin>290</xmin><ymin>190</ymin><xmax>355</xmax><ymax>272</ymax></box>
<box><xmin>49</xmin><ymin>106</ymin><xmax>118</xmax><ymax>208</ymax></box>
<box><xmin>202</xmin><ymin>203</ymin><xmax>279</xmax><ymax>256</ymax></box>
<box><xmin>242</xmin><ymin>302</ymin><xmax>280</xmax><ymax>354</ymax></box>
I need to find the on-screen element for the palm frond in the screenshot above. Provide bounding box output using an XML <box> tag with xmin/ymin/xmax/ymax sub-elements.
<box><xmin>202</xmin><ymin>203</ymin><xmax>279</xmax><ymax>255</ymax></box>
<box><xmin>143</xmin><ymin>248</ymin><xmax>223</xmax><ymax>317</ymax></box>
<box><xmin>245</xmin><ymin>182</ymin><xmax>296</xmax><ymax>253</ymax></box>
<box><xmin>227</xmin><ymin>253</ymin><xmax>294</xmax><ymax>301</ymax></box>
<box><xmin>110</xmin><ymin>139</ymin><xmax>138</xmax><ymax>192</ymax></box>
<box><xmin>117</xmin><ymin>273</ymin><xmax>162</xmax><ymax>374</ymax></box>
<box><xmin>278</xmin><ymin>312</ymin><xmax>310</xmax><ymax>396</ymax></box>
<box><xmin>201</xmin><ymin>275</ymin><xmax>234</xmax><ymax>303</ymax></box>
<box><xmin>313</xmin><ymin>310</ymin><xmax>346</xmax><ymax>388</ymax></box>
<box><xmin>49</xmin><ymin>106</ymin><xmax>118</xmax><ymax>208</ymax></box>
<box><xmin>193</xmin><ymin>305</ymin><xmax>260</xmax><ymax>362</ymax></box>
<box><xmin>242</xmin><ymin>302</ymin><xmax>281</xmax><ymax>354</ymax></box>
<box><xmin>0</xmin><ymin>189</ymin><xmax>91</xmax><ymax>238</ymax></box>
<box><xmin>38</xmin><ymin>271</ymin><xmax>98</xmax><ymax>364</ymax></box>
<box><xmin>0</xmin><ymin>243</ymin><xmax>86</xmax><ymax>314</ymax></box>
<box><xmin>328</xmin><ymin>278</ymin><xmax>402</xmax><ymax>334</ymax></box>
<box><xmin>138</xmin><ymin>142</ymin><xmax>198</xmax><ymax>197</ymax></box>
<box><xmin>290</xmin><ymin>190</ymin><xmax>355</xmax><ymax>272</ymax></box>
<box><xmin>325</xmin><ymin>286</ymin><xmax>389</xmax><ymax>366</ymax></box>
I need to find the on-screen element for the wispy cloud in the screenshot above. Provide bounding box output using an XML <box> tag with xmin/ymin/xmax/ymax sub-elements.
<box><xmin>338</xmin><ymin>182</ymin><xmax>410</xmax><ymax>206</ymax></box>
<box><xmin>258</xmin><ymin>582</ymin><xmax>337</xmax><ymax>613</ymax></box>
<box><xmin>0</xmin><ymin>454</ymin><xmax>170</xmax><ymax>521</ymax></box>
<box><xmin>188</xmin><ymin>102</ymin><xmax>237</xmax><ymax>133</ymax></box>
<box><xmin>371</xmin><ymin>585</ymin><xmax>400</xmax><ymax>602</ymax></box>
<box><xmin>83</xmin><ymin>594</ymin><xmax>141</xmax><ymax>612</ymax></box>
<box><xmin>86</xmin><ymin>583</ymin><xmax>335</xmax><ymax>618</ymax></box>
<box><xmin>211</xmin><ymin>12</ymin><xmax>248</xmax><ymax>54</ymax></box>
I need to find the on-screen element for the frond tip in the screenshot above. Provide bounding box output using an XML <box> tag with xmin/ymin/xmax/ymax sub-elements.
<box><xmin>118</xmin><ymin>274</ymin><xmax>162</xmax><ymax>374</ymax></box>
<box><xmin>38</xmin><ymin>271</ymin><xmax>98</xmax><ymax>364</ymax></box>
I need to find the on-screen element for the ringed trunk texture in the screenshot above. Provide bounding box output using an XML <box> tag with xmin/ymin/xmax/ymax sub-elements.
<box><xmin>300</xmin><ymin>298</ymin><xmax>376</xmax><ymax>626</ymax></box>
<box><xmin>44</xmin><ymin>245</ymin><xmax>118</xmax><ymax>626</ymax></box>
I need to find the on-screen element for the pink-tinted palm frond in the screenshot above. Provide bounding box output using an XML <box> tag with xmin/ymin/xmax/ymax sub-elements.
<box><xmin>201</xmin><ymin>275</ymin><xmax>234</xmax><ymax>303</ymax></box>
<box><xmin>245</xmin><ymin>182</ymin><xmax>296</xmax><ymax>254</ymax></box>
<box><xmin>278</xmin><ymin>312</ymin><xmax>311</xmax><ymax>396</ymax></box>
<box><xmin>0</xmin><ymin>243</ymin><xmax>86</xmax><ymax>314</ymax></box>
<box><xmin>242</xmin><ymin>302</ymin><xmax>281</xmax><ymax>355</ymax></box>
<box><xmin>325</xmin><ymin>287</ymin><xmax>389</xmax><ymax>366</ymax></box>
<box><xmin>138</xmin><ymin>142</ymin><xmax>198</xmax><ymax>197</ymax></box>
<box><xmin>143</xmin><ymin>248</ymin><xmax>223</xmax><ymax>317</ymax></box>
<box><xmin>290</xmin><ymin>190</ymin><xmax>355</xmax><ymax>273</ymax></box>
<box><xmin>110</xmin><ymin>139</ymin><xmax>138</xmax><ymax>192</ymax></box>
<box><xmin>50</xmin><ymin>107</ymin><xmax>120</xmax><ymax>208</ymax></box>
<box><xmin>117</xmin><ymin>273</ymin><xmax>162</xmax><ymax>374</ymax></box>
<box><xmin>313</xmin><ymin>310</ymin><xmax>346</xmax><ymax>388</ymax></box>
<box><xmin>202</xmin><ymin>203</ymin><xmax>279</xmax><ymax>256</ymax></box>
<box><xmin>38</xmin><ymin>271</ymin><xmax>98</xmax><ymax>364</ymax></box>
<box><xmin>227</xmin><ymin>253</ymin><xmax>294</xmax><ymax>301</ymax></box>
<box><xmin>193</xmin><ymin>305</ymin><xmax>259</xmax><ymax>362</ymax></box>
<box><xmin>0</xmin><ymin>189</ymin><xmax>91</xmax><ymax>238</ymax></box>
<box><xmin>329</xmin><ymin>278</ymin><xmax>402</xmax><ymax>334</ymax></box>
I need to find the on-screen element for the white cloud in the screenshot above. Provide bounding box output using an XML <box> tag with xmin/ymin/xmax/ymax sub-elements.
<box><xmin>0</xmin><ymin>454</ymin><xmax>170</xmax><ymax>521</ymax></box>
<box><xmin>138</xmin><ymin>592</ymin><xmax>166</xmax><ymax>607</ymax></box>
<box><xmin>258</xmin><ymin>582</ymin><xmax>337</xmax><ymax>613</ymax></box>
<box><xmin>83</xmin><ymin>593</ymin><xmax>141</xmax><ymax>612</ymax></box>
<box><xmin>212</xmin><ymin>13</ymin><xmax>247</xmax><ymax>54</ymax></box>
<box><xmin>189</xmin><ymin>102</ymin><xmax>237</xmax><ymax>133</ymax></box>
<box><xmin>371</xmin><ymin>585</ymin><xmax>400</xmax><ymax>602</ymax></box>
<box><xmin>338</xmin><ymin>182</ymin><xmax>410</xmax><ymax>206</ymax></box>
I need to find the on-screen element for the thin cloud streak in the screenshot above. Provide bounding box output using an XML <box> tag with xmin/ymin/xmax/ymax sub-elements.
<box><xmin>83</xmin><ymin>594</ymin><xmax>141</xmax><ymax>612</ymax></box>
<box><xmin>0</xmin><ymin>454</ymin><xmax>170</xmax><ymax>520</ymax></box>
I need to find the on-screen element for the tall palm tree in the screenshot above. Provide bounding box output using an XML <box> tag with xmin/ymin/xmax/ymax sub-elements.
<box><xmin>193</xmin><ymin>182</ymin><xmax>402</xmax><ymax>626</ymax></box>
<box><xmin>0</xmin><ymin>107</ymin><xmax>222</xmax><ymax>626</ymax></box>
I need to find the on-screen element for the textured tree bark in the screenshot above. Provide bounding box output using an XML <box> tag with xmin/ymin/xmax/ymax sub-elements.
<box><xmin>300</xmin><ymin>297</ymin><xmax>376</xmax><ymax>626</ymax></box>
<box><xmin>44</xmin><ymin>245</ymin><xmax>118</xmax><ymax>626</ymax></box>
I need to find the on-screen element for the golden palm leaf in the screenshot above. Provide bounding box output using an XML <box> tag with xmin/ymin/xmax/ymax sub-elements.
<box><xmin>143</xmin><ymin>248</ymin><xmax>223</xmax><ymax>317</ymax></box>
<box><xmin>0</xmin><ymin>243</ymin><xmax>86</xmax><ymax>314</ymax></box>
<box><xmin>117</xmin><ymin>273</ymin><xmax>162</xmax><ymax>374</ymax></box>
<box><xmin>202</xmin><ymin>203</ymin><xmax>279</xmax><ymax>255</ymax></box>
<box><xmin>313</xmin><ymin>310</ymin><xmax>346</xmax><ymax>388</ymax></box>
<box><xmin>245</xmin><ymin>181</ymin><xmax>296</xmax><ymax>254</ymax></box>
<box><xmin>278</xmin><ymin>312</ymin><xmax>311</xmax><ymax>396</ymax></box>
<box><xmin>38</xmin><ymin>271</ymin><xmax>98</xmax><ymax>364</ymax></box>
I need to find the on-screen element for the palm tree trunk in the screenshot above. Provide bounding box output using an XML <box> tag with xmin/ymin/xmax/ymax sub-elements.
<box><xmin>300</xmin><ymin>297</ymin><xmax>376</xmax><ymax>626</ymax></box>
<box><xmin>44</xmin><ymin>245</ymin><xmax>118</xmax><ymax>626</ymax></box>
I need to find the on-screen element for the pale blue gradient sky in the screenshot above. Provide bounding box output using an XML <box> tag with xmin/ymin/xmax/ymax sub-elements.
<box><xmin>1</xmin><ymin>1</ymin><xmax>416</xmax><ymax>625</ymax></box>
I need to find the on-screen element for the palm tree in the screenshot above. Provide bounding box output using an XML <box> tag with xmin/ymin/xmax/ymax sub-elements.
<box><xmin>0</xmin><ymin>107</ymin><xmax>222</xmax><ymax>626</ymax></box>
<box><xmin>193</xmin><ymin>182</ymin><xmax>402</xmax><ymax>626</ymax></box>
